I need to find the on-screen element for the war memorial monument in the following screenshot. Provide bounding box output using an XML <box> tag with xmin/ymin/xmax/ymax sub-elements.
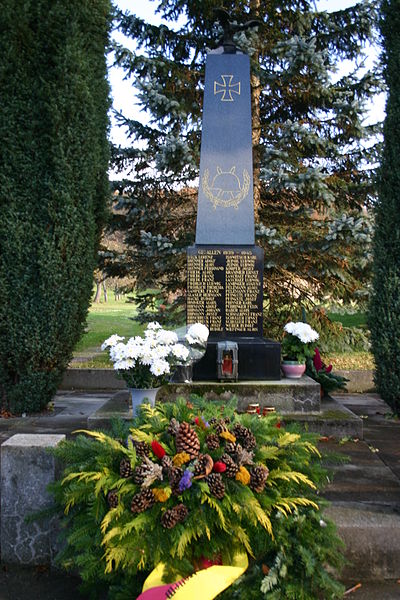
<box><xmin>186</xmin><ymin>11</ymin><xmax>281</xmax><ymax>382</ymax></box>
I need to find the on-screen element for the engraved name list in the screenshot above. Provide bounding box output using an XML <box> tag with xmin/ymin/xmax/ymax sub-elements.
<box><xmin>187</xmin><ymin>247</ymin><xmax>263</xmax><ymax>336</ymax></box>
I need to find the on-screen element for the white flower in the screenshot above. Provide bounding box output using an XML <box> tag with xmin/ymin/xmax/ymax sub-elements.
<box><xmin>109</xmin><ymin>342</ymin><xmax>127</xmax><ymax>362</ymax></box>
<box><xmin>101</xmin><ymin>334</ymin><xmax>125</xmax><ymax>351</ymax></box>
<box><xmin>146</xmin><ymin>321</ymin><xmax>162</xmax><ymax>331</ymax></box>
<box><xmin>124</xmin><ymin>339</ymin><xmax>143</xmax><ymax>359</ymax></box>
<box><xmin>152</xmin><ymin>345</ymin><xmax>170</xmax><ymax>359</ymax></box>
<box><xmin>114</xmin><ymin>359</ymin><xmax>135</xmax><ymax>370</ymax></box>
<box><xmin>156</xmin><ymin>329</ymin><xmax>179</xmax><ymax>345</ymax></box>
<box><xmin>150</xmin><ymin>359</ymin><xmax>170</xmax><ymax>376</ymax></box>
<box><xmin>284</xmin><ymin>322</ymin><xmax>319</xmax><ymax>344</ymax></box>
<box><xmin>140</xmin><ymin>342</ymin><xmax>159</xmax><ymax>365</ymax></box>
<box><xmin>185</xmin><ymin>323</ymin><xmax>209</xmax><ymax>345</ymax></box>
<box><xmin>283</xmin><ymin>322</ymin><xmax>296</xmax><ymax>335</ymax></box>
<box><xmin>171</xmin><ymin>343</ymin><xmax>190</xmax><ymax>361</ymax></box>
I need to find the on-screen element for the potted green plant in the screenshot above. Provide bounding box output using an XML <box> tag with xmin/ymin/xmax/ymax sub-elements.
<box><xmin>281</xmin><ymin>321</ymin><xmax>319</xmax><ymax>378</ymax></box>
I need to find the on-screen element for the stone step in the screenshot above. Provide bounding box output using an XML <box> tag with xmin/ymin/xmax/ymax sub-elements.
<box><xmin>158</xmin><ymin>375</ymin><xmax>321</xmax><ymax>413</ymax></box>
<box><xmin>325</xmin><ymin>504</ymin><xmax>400</xmax><ymax>581</ymax></box>
<box><xmin>284</xmin><ymin>397</ymin><xmax>363</xmax><ymax>438</ymax></box>
<box><xmin>88</xmin><ymin>387</ymin><xmax>362</xmax><ymax>439</ymax></box>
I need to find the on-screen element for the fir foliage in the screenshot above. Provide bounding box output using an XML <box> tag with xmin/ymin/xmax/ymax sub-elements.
<box><xmin>369</xmin><ymin>0</ymin><xmax>400</xmax><ymax>415</ymax></box>
<box><xmin>0</xmin><ymin>0</ymin><xmax>111</xmax><ymax>413</ymax></box>
<box><xmin>109</xmin><ymin>0</ymin><xmax>381</xmax><ymax>334</ymax></box>
<box><xmin>50</xmin><ymin>398</ymin><xmax>344</xmax><ymax>599</ymax></box>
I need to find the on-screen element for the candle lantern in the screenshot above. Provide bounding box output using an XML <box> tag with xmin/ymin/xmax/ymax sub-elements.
<box><xmin>217</xmin><ymin>341</ymin><xmax>238</xmax><ymax>381</ymax></box>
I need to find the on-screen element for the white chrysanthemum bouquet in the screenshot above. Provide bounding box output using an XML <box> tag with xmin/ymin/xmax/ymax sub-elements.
<box><xmin>281</xmin><ymin>321</ymin><xmax>319</xmax><ymax>363</ymax></box>
<box><xmin>102</xmin><ymin>322</ymin><xmax>209</xmax><ymax>389</ymax></box>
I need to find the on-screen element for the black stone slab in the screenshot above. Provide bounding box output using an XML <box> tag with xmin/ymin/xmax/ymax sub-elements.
<box><xmin>192</xmin><ymin>337</ymin><xmax>281</xmax><ymax>381</ymax></box>
<box><xmin>187</xmin><ymin>245</ymin><xmax>263</xmax><ymax>337</ymax></box>
<box><xmin>195</xmin><ymin>51</ymin><xmax>254</xmax><ymax>245</ymax></box>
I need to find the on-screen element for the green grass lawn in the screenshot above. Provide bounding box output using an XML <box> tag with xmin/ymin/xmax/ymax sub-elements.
<box><xmin>327</xmin><ymin>312</ymin><xmax>367</xmax><ymax>329</ymax></box>
<box><xmin>73</xmin><ymin>296</ymin><xmax>143</xmax><ymax>357</ymax></box>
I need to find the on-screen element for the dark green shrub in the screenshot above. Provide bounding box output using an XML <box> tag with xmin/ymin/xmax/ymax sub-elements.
<box><xmin>0</xmin><ymin>0</ymin><xmax>111</xmax><ymax>413</ymax></box>
<box><xmin>369</xmin><ymin>0</ymin><xmax>400</xmax><ymax>415</ymax></box>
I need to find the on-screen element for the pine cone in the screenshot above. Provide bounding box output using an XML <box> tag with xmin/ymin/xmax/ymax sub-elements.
<box><xmin>221</xmin><ymin>453</ymin><xmax>239</xmax><ymax>478</ymax></box>
<box><xmin>214</xmin><ymin>419</ymin><xmax>228</xmax><ymax>435</ymax></box>
<box><xmin>107</xmin><ymin>489</ymin><xmax>118</xmax><ymax>509</ymax></box>
<box><xmin>233</xmin><ymin>424</ymin><xmax>257</xmax><ymax>450</ymax></box>
<box><xmin>161</xmin><ymin>503</ymin><xmax>188</xmax><ymax>529</ymax></box>
<box><xmin>120</xmin><ymin>457</ymin><xmax>133</xmax><ymax>478</ymax></box>
<box><xmin>167</xmin><ymin>418</ymin><xmax>180</xmax><ymax>436</ymax></box>
<box><xmin>224</xmin><ymin>441</ymin><xmax>237</xmax><ymax>455</ymax></box>
<box><xmin>169</xmin><ymin>466</ymin><xmax>183</xmax><ymax>496</ymax></box>
<box><xmin>130</xmin><ymin>488</ymin><xmax>155</xmax><ymax>513</ymax></box>
<box><xmin>161</xmin><ymin>454</ymin><xmax>173</xmax><ymax>475</ymax></box>
<box><xmin>209</xmin><ymin>417</ymin><xmax>218</xmax><ymax>426</ymax></box>
<box><xmin>250</xmin><ymin>465</ymin><xmax>269</xmax><ymax>493</ymax></box>
<box><xmin>206</xmin><ymin>473</ymin><xmax>225</xmax><ymax>500</ymax></box>
<box><xmin>175</xmin><ymin>503</ymin><xmax>189</xmax><ymax>521</ymax></box>
<box><xmin>133</xmin><ymin>440</ymin><xmax>151</xmax><ymax>459</ymax></box>
<box><xmin>206</xmin><ymin>433</ymin><xmax>220</xmax><ymax>450</ymax></box>
<box><xmin>133</xmin><ymin>464</ymin><xmax>147</xmax><ymax>485</ymax></box>
<box><xmin>175</xmin><ymin>422</ymin><xmax>200</xmax><ymax>459</ymax></box>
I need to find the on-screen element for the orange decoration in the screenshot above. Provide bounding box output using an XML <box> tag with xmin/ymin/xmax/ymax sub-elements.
<box><xmin>173</xmin><ymin>452</ymin><xmax>191</xmax><ymax>467</ymax></box>
<box><xmin>220</xmin><ymin>431</ymin><xmax>236</xmax><ymax>443</ymax></box>
<box><xmin>235</xmin><ymin>466</ymin><xmax>250</xmax><ymax>485</ymax></box>
<box><xmin>152</xmin><ymin>488</ymin><xmax>171</xmax><ymax>503</ymax></box>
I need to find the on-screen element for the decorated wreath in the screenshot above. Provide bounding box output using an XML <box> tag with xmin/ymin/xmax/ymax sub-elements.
<box><xmin>52</xmin><ymin>398</ymin><xmax>345</xmax><ymax>599</ymax></box>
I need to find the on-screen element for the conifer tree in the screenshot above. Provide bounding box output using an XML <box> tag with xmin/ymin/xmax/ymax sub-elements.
<box><xmin>0</xmin><ymin>0</ymin><xmax>111</xmax><ymax>413</ymax></box>
<box><xmin>369</xmin><ymin>0</ymin><xmax>400</xmax><ymax>414</ymax></box>
<box><xmin>110</xmin><ymin>0</ymin><xmax>381</xmax><ymax>334</ymax></box>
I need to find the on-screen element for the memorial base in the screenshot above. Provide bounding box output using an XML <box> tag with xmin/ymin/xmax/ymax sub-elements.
<box><xmin>87</xmin><ymin>382</ymin><xmax>363</xmax><ymax>437</ymax></box>
<box><xmin>192</xmin><ymin>336</ymin><xmax>281</xmax><ymax>381</ymax></box>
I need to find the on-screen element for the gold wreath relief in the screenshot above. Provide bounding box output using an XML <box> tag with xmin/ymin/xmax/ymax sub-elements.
<box><xmin>201</xmin><ymin>166</ymin><xmax>250</xmax><ymax>209</ymax></box>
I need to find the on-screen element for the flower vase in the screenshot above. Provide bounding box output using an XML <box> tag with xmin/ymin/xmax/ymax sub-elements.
<box><xmin>170</xmin><ymin>364</ymin><xmax>193</xmax><ymax>383</ymax></box>
<box><xmin>281</xmin><ymin>360</ymin><xmax>306</xmax><ymax>379</ymax></box>
<box><xmin>129</xmin><ymin>388</ymin><xmax>160</xmax><ymax>415</ymax></box>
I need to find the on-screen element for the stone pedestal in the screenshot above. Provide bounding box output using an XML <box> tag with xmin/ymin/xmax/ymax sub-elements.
<box><xmin>193</xmin><ymin>337</ymin><xmax>281</xmax><ymax>381</ymax></box>
<box><xmin>87</xmin><ymin>381</ymin><xmax>363</xmax><ymax>437</ymax></box>
<box><xmin>158</xmin><ymin>375</ymin><xmax>320</xmax><ymax>413</ymax></box>
<box><xmin>1</xmin><ymin>433</ymin><xmax>65</xmax><ymax>564</ymax></box>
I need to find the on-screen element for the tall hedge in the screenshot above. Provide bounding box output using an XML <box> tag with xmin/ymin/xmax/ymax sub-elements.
<box><xmin>0</xmin><ymin>0</ymin><xmax>111</xmax><ymax>413</ymax></box>
<box><xmin>369</xmin><ymin>0</ymin><xmax>400</xmax><ymax>414</ymax></box>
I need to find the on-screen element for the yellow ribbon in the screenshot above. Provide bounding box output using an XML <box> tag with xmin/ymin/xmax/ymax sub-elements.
<box><xmin>142</xmin><ymin>552</ymin><xmax>248</xmax><ymax>599</ymax></box>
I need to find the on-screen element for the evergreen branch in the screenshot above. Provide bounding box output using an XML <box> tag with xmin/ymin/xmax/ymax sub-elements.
<box><xmin>257</xmin><ymin>445</ymin><xmax>281</xmax><ymax>461</ymax></box>
<box><xmin>73</xmin><ymin>430</ymin><xmax>128</xmax><ymax>454</ymax></box>
<box><xmin>129</xmin><ymin>427</ymin><xmax>154</xmax><ymax>444</ymax></box>
<box><xmin>201</xmin><ymin>493</ymin><xmax>227</xmax><ymax>531</ymax></box>
<box><xmin>277</xmin><ymin>432</ymin><xmax>301</xmax><ymax>447</ymax></box>
<box><xmin>267</xmin><ymin>470</ymin><xmax>317</xmax><ymax>490</ymax></box>
<box><xmin>100</xmin><ymin>505</ymin><xmax>124</xmax><ymax>535</ymax></box>
<box><xmin>274</xmin><ymin>497</ymin><xmax>319</xmax><ymax>516</ymax></box>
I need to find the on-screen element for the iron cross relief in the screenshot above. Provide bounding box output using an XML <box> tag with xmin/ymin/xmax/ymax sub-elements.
<box><xmin>214</xmin><ymin>75</ymin><xmax>241</xmax><ymax>102</ymax></box>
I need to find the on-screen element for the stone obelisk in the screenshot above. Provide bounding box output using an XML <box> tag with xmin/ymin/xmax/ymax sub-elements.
<box><xmin>187</xmin><ymin>12</ymin><xmax>281</xmax><ymax>381</ymax></box>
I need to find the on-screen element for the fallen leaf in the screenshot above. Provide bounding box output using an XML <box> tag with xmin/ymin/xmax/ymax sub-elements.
<box><xmin>344</xmin><ymin>582</ymin><xmax>362</xmax><ymax>595</ymax></box>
